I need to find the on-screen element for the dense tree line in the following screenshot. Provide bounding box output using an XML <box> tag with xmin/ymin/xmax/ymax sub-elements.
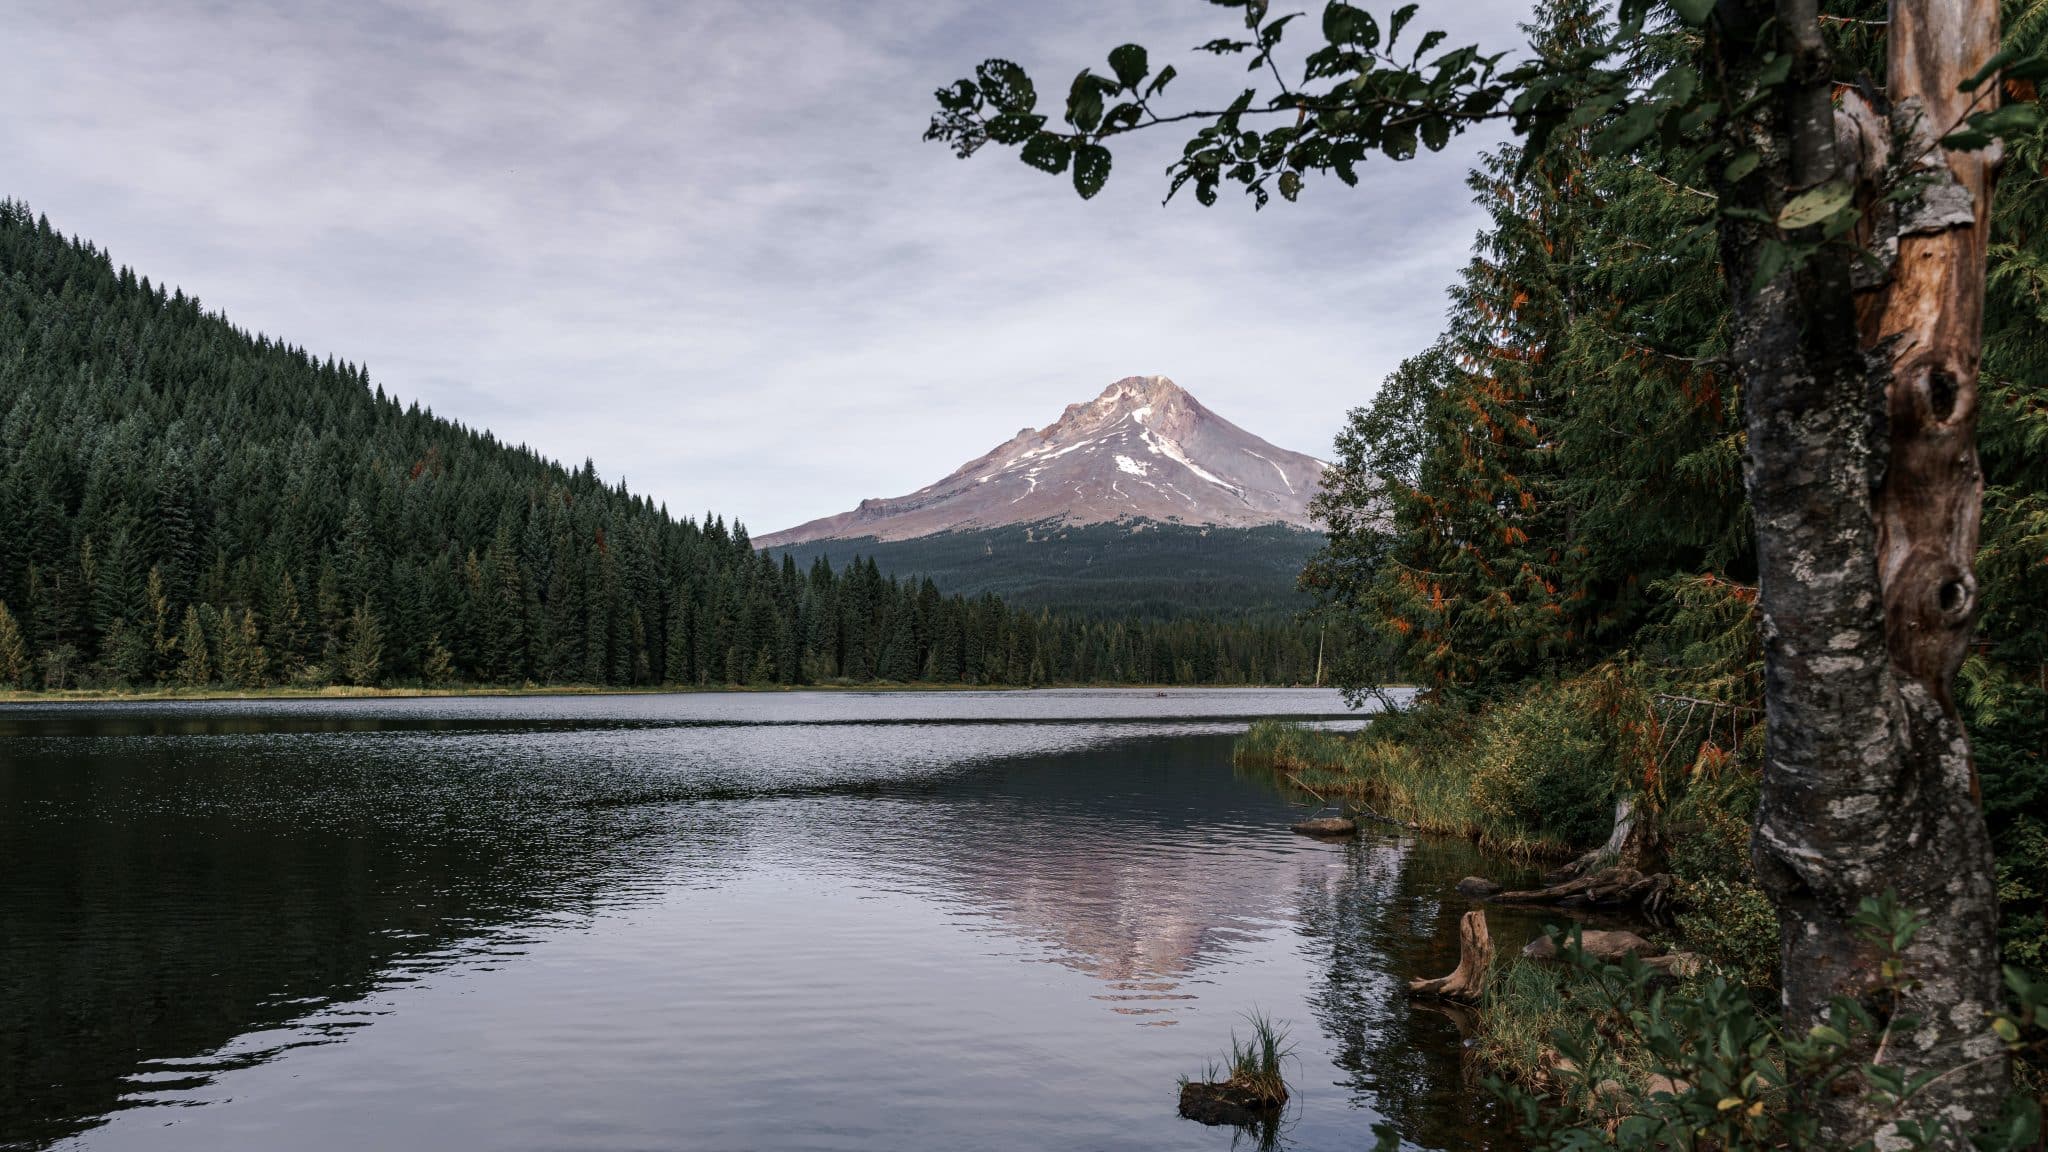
<box><xmin>0</xmin><ymin>200</ymin><xmax>1331</xmax><ymax>692</ymax></box>
<box><xmin>1304</xmin><ymin>0</ymin><xmax>2047</xmax><ymax>1003</ymax></box>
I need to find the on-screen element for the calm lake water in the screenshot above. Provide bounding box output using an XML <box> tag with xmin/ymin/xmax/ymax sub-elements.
<box><xmin>0</xmin><ymin>688</ymin><xmax>1543</xmax><ymax>1152</ymax></box>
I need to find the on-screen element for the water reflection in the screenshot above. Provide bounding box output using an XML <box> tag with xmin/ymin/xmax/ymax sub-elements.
<box><xmin>2</xmin><ymin>689</ymin><xmax>1525</xmax><ymax>1152</ymax></box>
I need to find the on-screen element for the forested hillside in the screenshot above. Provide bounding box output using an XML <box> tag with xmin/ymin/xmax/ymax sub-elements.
<box><xmin>0</xmin><ymin>201</ymin><xmax>1328</xmax><ymax>691</ymax></box>
<box><xmin>765</xmin><ymin>521</ymin><xmax>1322</xmax><ymax>620</ymax></box>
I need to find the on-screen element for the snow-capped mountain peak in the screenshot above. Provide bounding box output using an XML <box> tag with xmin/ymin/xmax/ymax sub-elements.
<box><xmin>757</xmin><ymin>376</ymin><xmax>1325</xmax><ymax>547</ymax></box>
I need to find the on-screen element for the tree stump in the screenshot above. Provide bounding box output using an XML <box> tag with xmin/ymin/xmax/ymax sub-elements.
<box><xmin>1408</xmin><ymin>910</ymin><xmax>1492</xmax><ymax>1002</ymax></box>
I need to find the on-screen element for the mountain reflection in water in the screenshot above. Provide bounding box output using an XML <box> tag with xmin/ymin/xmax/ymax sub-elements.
<box><xmin>0</xmin><ymin>689</ymin><xmax>1535</xmax><ymax>1152</ymax></box>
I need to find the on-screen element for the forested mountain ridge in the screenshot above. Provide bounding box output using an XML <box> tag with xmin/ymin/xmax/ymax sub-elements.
<box><xmin>0</xmin><ymin>201</ymin><xmax>1328</xmax><ymax>690</ymax></box>
<box><xmin>766</xmin><ymin>520</ymin><xmax>1323</xmax><ymax>621</ymax></box>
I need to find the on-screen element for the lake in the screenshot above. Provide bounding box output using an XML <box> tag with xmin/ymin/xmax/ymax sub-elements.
<box><xmin>0</xmin><ymin>688</ymin><xmax>1542</xmax><ymax>1151</ymax></box>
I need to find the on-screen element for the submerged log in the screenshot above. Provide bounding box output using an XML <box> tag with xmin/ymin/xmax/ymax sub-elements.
<box><xmin>1290</xmin><ymin>815</ymin><xmax>1357</xmax><ymax>838</ymax></box>
<box><xmin>1408</xmin><ymin>910</ymin><xmax>1493</xmax><ymax>1002</ymax></box>
<box><xmin>1455</xmin><ymin>876</ymin><xmax>1502</xmax><ymax>898</ymax></box>
<box><xmin>1490</xmin><ymin>866</ymin><xmax>1676</xmax><ymax>914</ymax></box>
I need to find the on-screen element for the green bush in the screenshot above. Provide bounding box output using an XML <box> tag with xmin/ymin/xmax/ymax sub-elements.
<box><xmin>1468</xmin><ymin>682</ymin><xmax>1618</xmax><ymax>854</ymax></box>
<box><xmin>1673</xmin><ymin>876</ymin><xmax>1779</xmax><ymax>988</ymax></box>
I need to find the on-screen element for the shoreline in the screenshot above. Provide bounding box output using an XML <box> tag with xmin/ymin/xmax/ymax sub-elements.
<box><xmin>0</xmin><ymin>681</ymin><xmax>1342</xmax><ymax>706</ymax></box>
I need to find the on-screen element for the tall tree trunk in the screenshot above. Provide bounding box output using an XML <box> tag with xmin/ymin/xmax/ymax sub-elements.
<box><xmin>1720</xmin><ymin>0</ymin><xmax>2007</xmax><ymax>1143</ymax></box>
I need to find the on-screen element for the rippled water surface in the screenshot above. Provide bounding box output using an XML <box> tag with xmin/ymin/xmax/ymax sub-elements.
<box><xmin>1</xmin><ymin>688</ymin><xmax>1541</xmax><ymax>1151</ymax></box>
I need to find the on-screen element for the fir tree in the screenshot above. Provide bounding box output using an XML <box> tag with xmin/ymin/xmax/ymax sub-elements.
<box><xmin>218</xmin><ymin>607</ymin><xmax>268</xmax><ymax>689</ymax></box>
<box><xmin>173</xmin><ymin>605</ymin><xmax>211</xmax><ymax>687</ymax></box>
<box><xmin>420</xmin><ymin>633</ymin><xmax>456</xmax><ymax>686</ymax></box>
<box><xmin>0</xmin><ymin>600</ymin><xmax>27</xmax><ymax>687</ymax></box>
<box><xmin>340</xmin><ymin>602</ymin><xmax>384</xmax><ymax>687</ymax></box>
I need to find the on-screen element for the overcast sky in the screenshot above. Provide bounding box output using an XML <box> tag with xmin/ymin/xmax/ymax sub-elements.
<box><xmin>6</xmin><ymin>0</ymin><xmax>1536</xmax><ymax>533</ymax></box>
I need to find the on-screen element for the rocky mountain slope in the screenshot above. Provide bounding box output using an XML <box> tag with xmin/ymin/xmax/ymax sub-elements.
<box><xmin>757</xmin><ymin>376</ymin><xmax>1325</xmax><ymax>547</ymax></box>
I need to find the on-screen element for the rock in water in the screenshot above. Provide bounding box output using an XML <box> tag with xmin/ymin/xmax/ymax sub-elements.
<box><xmin>1455</xmin><ymin>876</ymin><xmax>1502</xmax><ymax>898</ymax></box>
<box><xmin>1290</xmin><ymin>816</ymin><xmax>1357</xmax><ymax>837</ymax></box>
<box><xmin>1521</xmin><ymin>929</ymin><xmax>1656</xmax><ymax>962</ymax></box>
<box><xmin>1178</xmin><ymin>1079</ymin><xmax>1287</xmax><ymax>1126</ymax></box>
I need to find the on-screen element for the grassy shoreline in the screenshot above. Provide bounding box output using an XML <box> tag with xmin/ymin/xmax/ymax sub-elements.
<box><xmin>0</xmin><ymin>681</ymin><xmax>1331</xmax><ymax>705</ymax></box>
<box><xmin>1234</xmin><ymin>717</ymin><xmax>1584</xmax><ymax>861</ymax></box>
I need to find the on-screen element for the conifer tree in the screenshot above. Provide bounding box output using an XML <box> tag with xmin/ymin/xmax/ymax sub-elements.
<box><xmin>173</xmin><ymin>605</ymin><xmax>211</xmax><ymax>687</ymax></box>
<box><xmin>420</xmin><ymin>633</ymin><xmax>455</xmax><ymax>686</ymax></box>
<box><xmin>340</xmin><ymin>602</ymin><xmax>384</xmax><ymax>688</ymax></box>
<box><xmin>218</xmin><ymin>607</ymin><xmax>268</xmax><ymax>689</ymax></box>
<box><xmin>0</xmin><ymin>600</ymin><xmax>27</xmax><ymax>687</ymax></box>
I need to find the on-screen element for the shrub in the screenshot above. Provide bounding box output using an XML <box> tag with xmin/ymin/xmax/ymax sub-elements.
<box><xmin>1468</xmin><ymin>682</ymin><xmax>1618</xmax><ymax>854</ymax></box>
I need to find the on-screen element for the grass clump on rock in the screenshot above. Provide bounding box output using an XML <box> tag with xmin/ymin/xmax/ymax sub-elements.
<box><xmin>1178</xmin><ymin>1012</ymin><xmax>1293</xmax><ymax>1128</ymax></box>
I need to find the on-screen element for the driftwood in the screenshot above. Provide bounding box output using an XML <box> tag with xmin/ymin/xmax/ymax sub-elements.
<box><xmin>1490</xmin><ymin>867</ymin><xmax>1676</xmax><ymax>915</ymax></box>
<box><xmin>1408</xmin><ymin>910</ymin><xmax>1492</xmax><ymax>1002</ymax></box>
<box><xmin>1290</xmin><ymin>816</ymin><xmax>1357</xmax><ymax>837</ymax></box>
<box><xmin>1521</xmin><ymin>929</ymin><xmax>1655</xmax><ymax>963</ymax></box>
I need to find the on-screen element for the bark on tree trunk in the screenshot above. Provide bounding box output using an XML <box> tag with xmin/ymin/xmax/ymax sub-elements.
<box><xmin>1719</xmin><ymin>1</ymin><xmax>2008</xmax><ymax>1144</ymax></box>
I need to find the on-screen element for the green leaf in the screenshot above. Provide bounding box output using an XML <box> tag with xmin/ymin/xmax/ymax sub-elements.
<box><xmin>1421</xmin><ymin>115</ymin><xmax>1451</xmax><ymax>152</ymax></box>
<box><xmin>1669</xmin><ymin>0</ymin><xmax>1715</xmax><ymax>25</ymax></box>
<box><xmin>1279</xmin><ymin>169</ymin><xmax>1302</xmax><ymax>201</ymax></box>
<box><xmin>1593</xmin><ymin>103</ymin><xmax>1660</xmax><ymax>155</ymax></box>
<box><xmin>985</xmin><ymin>111</ymin><xmax>1047</xmax><ymax>145</ymax></box>
<box><xmin>1778</xmin><ymin>181</ymin><xmax>1854</xmax><ymax>230</ymax></box>
<box><xmin>1108</xmin><ymin>44</ymin><xmax>1148</xmax><ymax>89</ymax></box>
<box><xmin>1322</xmin><ymin>3</ymin><xmax>1379</xmax><ymax>51</ymax></box>
<box><xmin>1750</xmin><ymin>238</ymin><xmax>1790</xmax><ymax>293</ymax></box>
<box><xmin>1020</xmin><ymin>133</ymin><xmax>1072</xmax><ymax>174</ymax></box>
<box><xmin>1388</xmin><ymin>3</ymin><xmax>1419</xmax><ymax>48</ymax></box>
<box><xmin>976</xmin><ymin>59</ymin><xmax>1036</xmax><ymax>113</ymax></box>
<box><xmin>1073</xmin><ymin>143</ymin><xmax>1112</xmax><ymax>198</ymax></box>
<box><xmin>1724</xmin><ymin>151</ymin><xmax>1760</xmax><ymax>182</ymax></box>
<box><xmin>1067</xmin><ymin>73</ymin><xmax>1105</xmax><ymax>133</ymax></box>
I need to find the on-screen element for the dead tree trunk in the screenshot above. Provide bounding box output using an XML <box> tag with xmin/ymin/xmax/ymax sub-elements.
<box><xmin>1409</xmin><ymin>910</ymin><xmax>1492</xmax><ymax>1003</ymax></box>
<box><xmin>1717</xmin><ymin>0</ymin><xmax>2007</xmax><ymax>1143</ymax></box>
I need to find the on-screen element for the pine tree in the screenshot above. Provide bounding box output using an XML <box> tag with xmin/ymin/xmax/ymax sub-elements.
<box><xmin>173</xmin><ymin>605</ymin><xmax>211</xmax><ymax>687</ymax></box>
<box><xmin>340</xmin><ymin>601</ymin><xmax>384</xmax><ymax>687</ymax></box>
<box><xmin>420</xmin><ymin>633</ymin><xmax>455</xmax><ymax>686</ymax></box>
<box><xmin>218</xmin><ymin>607</ymin><xmax>268</xmax><ymax>689</ymax></box>
<box><xmin>144</xmin><ymin>566</ymin><xmax>175</xmax><ymax>680</ymax></box>
<box><xmin>0</xmin><ymin>600</ymin><xmax>27</xmax><ymax>687</ymax></box>
<box><xmin>265</xmin><ymin>569</ymin><xmax>309</xmax><ymax>680</ymax></box>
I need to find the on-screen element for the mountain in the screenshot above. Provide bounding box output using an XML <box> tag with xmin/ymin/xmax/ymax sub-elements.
<box><xmin>756</xmin><ymin>376</ymin><xmax>1326</xmax><ymax>548</ymax></box>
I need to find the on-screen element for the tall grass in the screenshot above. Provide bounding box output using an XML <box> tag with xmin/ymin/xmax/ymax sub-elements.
<box><xmin>1182</xmin><ymin>1011</ymin><xmax>1294</xmax><ymax>1106</ymax></box>
<box><xmin>1236</xmin><ymin>703</ymin><xmax>1594</xmax><ymax>861</ymax></box>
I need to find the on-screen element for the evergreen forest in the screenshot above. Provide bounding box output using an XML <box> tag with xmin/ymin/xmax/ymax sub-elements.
<box><xmin>0</xmin><ymin>200</ymin><xmax>1331</xmax><ymax>693</ymax></box>
<box><xmin>765</xmin><ymin>520</ymin><xmax>1323</xmax><ymax>621</ymax></box>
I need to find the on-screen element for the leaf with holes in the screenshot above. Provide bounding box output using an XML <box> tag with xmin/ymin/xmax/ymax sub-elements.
<box><xmin>1020</xmin><ymin>133</ymin><xmax>1072</xmax><ymax>175</ymax></box>
<box><xmin>1777</xmin><ymin>182</ymin><xmax>1853</xmax><ymax>230</ymax></box>
<box><xmin>1108</xmin><ymin>44</ymin><xmax>1147</xmax><ymax>90</ymax></box>
<box><xmin>1073</xmin><ymin>143</ymin><xmax>1112</xmax><ymax>199</ymax></box>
